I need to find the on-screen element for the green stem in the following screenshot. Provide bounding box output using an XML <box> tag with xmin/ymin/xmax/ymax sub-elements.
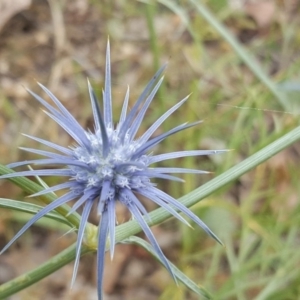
<box><xmin>144</xmin><ymin>1</ymin><xmax>167</xmax><ymax>113</ymax></box>
<box><xmin>0</xmin><ymin>165</ymin><xmax>81</xmax><ymax>228</ymax></box>
<box><xmin>1</xmin><ymin>124</ymin><xmax>300</xmax><ymax>296</ymax></box>
<box><xmin>0</xmin><ymin>243</ymin><xmax>93</xmax><ymax>298</ymax></box>
<box><xmin>113</xmin><ymin>124</ymin><xmax>300</xmax><ymax>245</ymax></box>
<box><xmin>145</xmin><ymin>1</ymin><xmax>159</xmax><ymax>71</ymax></box>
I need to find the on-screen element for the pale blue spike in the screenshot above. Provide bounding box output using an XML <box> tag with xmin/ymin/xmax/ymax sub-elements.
<box><xmin>37</xmin><ymin>83</ymin><xmax>77</xmax><ymax>119</ymax></box>
<box><xmin>132</xmin><ymin>121</ymin><xmax>202</xmax><ymax>159</ymax></box>
<box><xmin>107</xmin><ymin>199</ymin><xmax>116</xmax><ymax>260</ymax></box>
<box><xmin>148</xmin><ymin>167</ymin><xmax>210</xmax><ymax>174</ymax></box>
<box><xmin>97</xmin><ymin>210</ymin><xmax>109</xmax><ymax>300</ymax></box>
<box><xmin>19</xmin><ymin>147</ymin><xmax>70</xmax><ymax>159</ymax></box>
<box><xmin>128</xmin><ymin>76</ymin><xmax>164</xmax><ymax>141</ymax></box>
<box><xmin>121</xmin><ymin>188</ymin><xmax>150</xmax><ymax>221</ymax></box>
<box><xmin>0</xmin><ymin>169</ymin><xmax>72</xmax><ymax>179</ymax></box>
<box><xmin>66</xmin><ymin>190</ymin><xmax>96</xmax><ymax>216</ymax></box>
<box><xmin>7</xmin><ymin>160</ymin><xmax>36</xmax><ymax>169</ymax></box>
<box><xmin>71</xmin><ymin>199</ymin><xmax>94</xmax><ymax>288</ymax></box>
<box><xmin>43</xmin><ymin>111</ymin><xmax>87</xmax><ymax>149</ymax></box>
<box><xmin>137</xmin><ymin>188</ymin><xmax>191</xmax><ymax>227</ymax></box>
<box><xmin>29</xmin><ymin>181</ymin><xmax>76</xmax><ymax>197</ymax></box>
<box><xmin>133</xmin><ymin>171</ymin><xmax>184</xmax><ymax>182</ymax></box>
<box><xmin>127</xmin><ymin>203</ymin><xmax>177</xmax><ymax>284</ymax></box>
<box><xmin>22</xmin><ymin>134</ymin><xmax>73</xmax><ymax>155</ymax></box>
<box><xmin>148</xmin><ymin>150</ymin><xmax>228</xmax><ymax>164</ymax></box>
<box><xmin>87</xmin><ymin>79</ymin><xmax>100</xmax><ymax>132</ymax></box>
<box><xmin>8</xmin><ymin>158</ymin><xmax>87</xmax><ymax>169</ymax></box>
<box><xmin>118</xmin><ymin>64</ymin><xmax>167</xmax><ymax>141</ymax></box>
<box><xmin>152</xmin><ymin>187</ymin><xmax>223</xmax><ymax>245</ymax></box>
<box><xmin>114</xmin><ymin>161</ymin><xmax>146</xmax><ymax>173</ymax></box>
<box><xmin>97</xmin><ymin>180</ymin><xmax>111</xmax><ymax>215</ymax></box>
<box><xmin>140</xmin><ymin>94</ymin><xmax>190</xmax><ymax>143</ymax></box>
<box><xmin>104</xmin><ymin>39</ymin><xmax>113</xmax><ymax>126</ymax></box>
<box><xmin>26</xmin><ymin>88</ymin><xmax>61</xmax><ymax>118</ymax></box>
<box><xmin>0</xmin><ymin>192</ymin><xmax>76</xmax><ymax>255</ymax></box>
<box><xmin>29</xmin><ymin>85</ymin><xmax>91</xmax><ymax>150</ymax></box>
<box><xmin>37</xmin><ymin>83</ymin><xmax>91</xmax><ymax>148</ymax></box>
<box><xmin>119</xmin><ymin>86</ymin><xmax>130</xmax><ymax>125</ymax></box>
<box><xmin>87</xmin><ymin>81</ymin><xmax>110</xmax><ymax>158</ymax></box>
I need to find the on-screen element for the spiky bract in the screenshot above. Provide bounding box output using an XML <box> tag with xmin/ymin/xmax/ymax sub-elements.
<box><xmin>0</xmin><ymin>41</ymin><xmax>225</xmax><ymax>299</ymax></box>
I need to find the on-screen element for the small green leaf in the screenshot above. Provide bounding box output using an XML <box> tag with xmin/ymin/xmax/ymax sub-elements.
<box><xmin>0</xmin><ymin>198</ymin><xmax>73</xmax><ymax>228</ymax></box>
<box><xmin>0</xmin><ymin>164</ymin><xmax>81</xmax><ymax>228</ymax></box>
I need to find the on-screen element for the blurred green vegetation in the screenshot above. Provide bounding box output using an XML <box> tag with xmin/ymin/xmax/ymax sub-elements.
<box><xmin>1</xmin><ymin>0</ymin><xmax>300</xmax><ymax>299</ymax></box>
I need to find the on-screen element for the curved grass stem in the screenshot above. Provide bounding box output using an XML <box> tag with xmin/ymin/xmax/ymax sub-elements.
<box><xmin>0</xmin><ymin>165</ymin><xmax>81</xmax><ymax>228</ymax></box>
<box><xmin>0</xmin><ymin>243</ymin><xmax>93</xmax><ymax>299</ymax></box>
<box><xmin>1</xmin><ymin>124</ymin><xmax>300</xmax><ymax>297</ymax></box>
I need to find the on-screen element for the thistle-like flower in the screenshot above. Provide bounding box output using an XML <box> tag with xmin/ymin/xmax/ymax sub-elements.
<box><xmin>0</xmin><ymin>41</ymin><xmax>225</xmax><ymax>299</ymax></box>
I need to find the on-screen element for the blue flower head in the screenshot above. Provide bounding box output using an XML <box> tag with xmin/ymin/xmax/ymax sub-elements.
<box><xmin>0</xmin><ymin>41</ymin><xmax>225</xmax><ymax>299</ymax></box>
